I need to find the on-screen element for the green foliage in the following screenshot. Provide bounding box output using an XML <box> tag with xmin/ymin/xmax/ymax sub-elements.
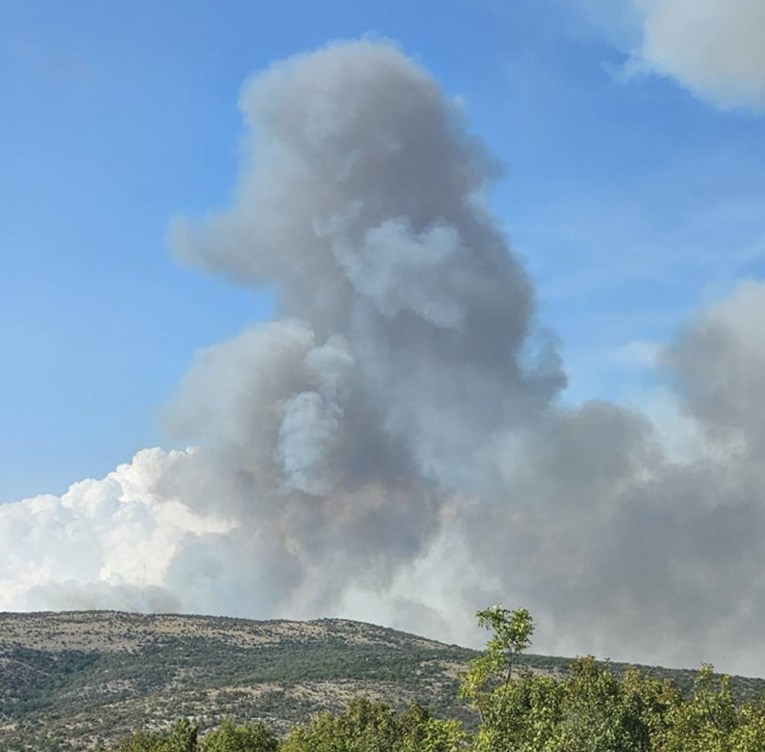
<box><xmin>730</xmin><ymin>704</ymin><xmax>765</xmax><ymax>752</ymax></box>
<box><xmin>11</xmin><ymin>608</ymin><xmax>765</xmax><ymax>750</ymax></box>
<box><xmin>117</xmin><ymin>727</ymin><xmax>167</xmax><ymax>752</ymax></box>
<box><xmin>460</xmin><ymin>604</ymin><xmax>534</xmax><ymax>720</ymax></box>
<box><xmin>0</xmin><ymin>613</ymin><xmax>475</xmax><ymax>749</ymax></box>
<box><xmin>475</xmin><ymin>605</ymin><xmax>535</xmax><ymax>661</ymax></box>
<box><xmin>166</xmin><ymin>719</ymin><xmax>201</xmax><ymax>752</ymax></box>
<box><xmin>461</xmin><ymin>608</ymin><xmax>765</xmax><ymax>752</ymax></box>
<box><xmin>119</xmin><ymin>718</ymin><xmax>279</xmax><ymax>752</ymax></box>
<box><xmin>550</xmin><ymin>657</ymin><xmax>667</xmax><ymax>752</ymax></box>
<box><xmin>280</xmin><ymin>697</ymin><xmax>464</xmax><ymax>752</ymax></box>
<box><xmin>662</xmin><ymin>664</ymin><xmax>740</xmax><ymax>752</ymax></box>
<box><xmin>471</xmin><ymin>672</ymin><xmax>564</xmax><ymax>752</ymax></box>
<box><xmin>118</xmin><ymin>719</ymin><xmax>198</xmax><ymax>752</ymax></box>
<box><xmin>199</xmin><ymin>718</ymin><xmax>279</xmax><ymax>752</ymax></box>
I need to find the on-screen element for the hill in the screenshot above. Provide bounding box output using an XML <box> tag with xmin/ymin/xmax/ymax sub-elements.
<box><xmin>0</xmin><ymin>611</ymin><xmax>474</xmax><ymax>750</ymax></box>
<box><xmin>1</xmin><ymin>611</ymin><xmax>763</xmax><ymax>750</ymax></box>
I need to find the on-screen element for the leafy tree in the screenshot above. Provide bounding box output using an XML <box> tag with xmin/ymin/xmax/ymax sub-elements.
<box><xmin>460</xmin><ymin>606</ymin><xmax>686</xmax><ymax>752</ymax></box>
<box><xmin>731</xmin><ymin>702</ymin><xmax>765</xmax><ymax>752</ymax></box>
<box><xmin>117</xmin><ymin>727</ymin><xmax>166</xmax><ymax>752</ymax></box>
<box><xmin>398</xmin><ymin>703</ymin><xmax>467</xmax><ymax>752</ymax></box>
<box><xmin>118</xmin><ymin>719</ymin><xmax>199</xmax><ymax>752</ymax></box>
<box><xmin>477</xmin><ymin>605</ymin><xmax>534</xmax><ymax>683</ymax></box>
<box><xmin>618</xmin><ymin>665</ymin><xmax>682</xmax><ymax>749</ymax></box>
<box><xmin>460</xmin><ymin>605</ymin><xmax>534</xmax><ymax>721</ymax></box>
<box><xmin>166</xmin><ymin>719</ymin><xmax>200</xmax><ymax>752</ymax></box>
<box><xmin>281</xmin><ymin>698</ymin><xmax>400</xmax><ymax>752</ymax></box>
<box><xmin>281</xmin><ymin>697</ymin><xmax>464</xmax><ymax>752</ymax></box>
<box><xmin>471</xmin><ymin>671</ymin><xmax>564</xmax><ymax>752</ymax></box>
<box><xmin>662</xmin><ymin>664</ymin><xmax>739</xmax><ymax>752</ymax></box>
<box><xmin>199</xmin><ymin>718</ymin><xmax>278</xmax><ymax>752</ymax></box>
<box><xmin>550</xmin><ymin>657</ymin><xmax>659</xmax><ymax>752</ymax></box>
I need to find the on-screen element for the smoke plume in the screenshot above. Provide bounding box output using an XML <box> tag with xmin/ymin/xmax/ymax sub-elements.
<box><xmin>2</xmin><ymin>40</ymin><xmax>765</xmax><ymax>675</ymax></box>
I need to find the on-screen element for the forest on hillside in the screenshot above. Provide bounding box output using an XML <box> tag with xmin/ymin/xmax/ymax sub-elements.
<box><xmin>115</xmin><ymin>607</ymin><xmax>765</xmax><ymax>752</ymax></box>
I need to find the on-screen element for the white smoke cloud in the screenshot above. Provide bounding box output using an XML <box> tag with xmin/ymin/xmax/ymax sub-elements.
<box><xmin>585</xmin><ymin>0</ymin><xmax>765</xmax><ymax>110</ymax></box>
<box><xmin>3</xmin><ymin>40</ymin><xmax>765</xmax><ymax>675</ymax></box>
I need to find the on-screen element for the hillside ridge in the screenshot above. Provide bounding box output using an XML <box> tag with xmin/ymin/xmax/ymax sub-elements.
<box><xmin>1</xmin><ymin>610</ymin><xmax>764</xmax><ymax>751</ymax></box>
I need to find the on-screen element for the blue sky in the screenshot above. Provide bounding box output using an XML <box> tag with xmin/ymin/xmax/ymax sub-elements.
<box><xmin>2</xmin><ymin>0</ymin><xmax>764</xmax><ymax>504</ymax></box>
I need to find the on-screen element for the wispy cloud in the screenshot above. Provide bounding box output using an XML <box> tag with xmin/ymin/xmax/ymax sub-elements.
<box><xmin>581</xmin><ymin>0</ymin><xmax>765</xmax><ymax>111</ymax></box>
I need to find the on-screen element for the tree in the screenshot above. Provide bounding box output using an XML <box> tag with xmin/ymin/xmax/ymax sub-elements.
<box><xmin>471</xmin><ymin>671</ymin><xmax>565</xmax><ymax>752</ymax></box>
<box><xmin>460</xmin><ymin>606</ymin><xmax>687</xmax><ymax>752</ymax></box>
<box><xmin>198</xmin><ymin>718</ymin><xmax>278</xmax><ymax>752</ymax></box>
<box><xmin>460</xmin><ymin>605</ymin><xmax>535</xmax><ymax>721</ymax></box>
<box><xmin>731</xmin><ymin>702</ymin><xmax>765</xmax><ymax>752</ymax></box>
<box><xmin>118</xmin><ymin>719</ymin><xmax>199</xmax><ymax>752</ymax></box>
<box><xmin>280</xmin><ymin>697</ymin><xmax>464</xmax><ymax>752</ymax></box>
<box><xmin>662</xmin><ymin>664</ymin><xmax>738</xmax><ymax>752</ymax></box>
<box><xmin>118</xmin><ymin>727</ymin><xmax>167</xmax><ymax>752</ymax></box>
<box><xmin>476</xmin><ymin>605</ymin><xmax>535</xmax><ymax>683</ymax></box>
<box><xmin>551</xmin><ymin>657</ymin><xmax>663</xmax><ymax>752</ymax></box>
<box><xmin>398</xmin><ymin>703</ymin><xmax>467</xmax><ymax>752</ymax></box>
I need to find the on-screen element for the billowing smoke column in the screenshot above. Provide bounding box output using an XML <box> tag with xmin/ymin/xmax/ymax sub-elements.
<box><xmin>163</xmin><ymin>38</ymin><xmax>565</xmax><ymax>621</ymax></box>
<box><xmin>2</xmin><ymin>40</ymin><xmax>765</xmax><ymax>676</ymax></box>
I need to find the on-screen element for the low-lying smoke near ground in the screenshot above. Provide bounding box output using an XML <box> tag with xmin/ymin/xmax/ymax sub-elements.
<box><xmin>3</xmin><ymin>40</ymin><xmax>765</xmax><ymax>676</ymax></box>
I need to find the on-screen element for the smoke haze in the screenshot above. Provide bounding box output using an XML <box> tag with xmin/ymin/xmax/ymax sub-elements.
<box><xmin>2</xmin><ymin>40</ymin><xmax>765</xmax><ymax>675</ymax></box>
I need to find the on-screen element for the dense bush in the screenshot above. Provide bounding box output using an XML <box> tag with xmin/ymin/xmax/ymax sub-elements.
<box><xmin>280</xmin><ymin>698</ymin><xmax>465</xmax><ymax>752</ymax></box>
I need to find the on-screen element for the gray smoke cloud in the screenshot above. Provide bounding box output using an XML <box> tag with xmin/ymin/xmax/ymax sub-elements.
<box><xmin>163</xmin><ymin>38</ymin><xmax>564</xmax><ymax>617</ymax></box>
<box><xmin>455</xmin><ymin>279</ymin><xmax>765</xmax><ymax>672</ymax></box>
<box><xmin>2</xmin><ymin>40</ymin><xmax>765</xmax><ymax>675</ymax></box>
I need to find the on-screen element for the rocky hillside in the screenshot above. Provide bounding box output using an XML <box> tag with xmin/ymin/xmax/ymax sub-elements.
<box><xmin>2</xmin><ymin>610</ymin><xmax>764</xmax><ymax>751</ymax></box>
<box><xmin>0</xmin><ymin>611</ymin><xmax>474</xmax><ymax>750</ymax></box>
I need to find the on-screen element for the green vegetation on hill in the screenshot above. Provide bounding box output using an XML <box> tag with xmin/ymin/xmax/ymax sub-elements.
<box><xmin>2</xmin><ymin>609</ymin><xmax>765</xmax><ymax>750</ymax></box>
<box><xmin>0</xmin><ymin>612</ymin><xmax>474</xmax><ymax>750</ymax></box>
